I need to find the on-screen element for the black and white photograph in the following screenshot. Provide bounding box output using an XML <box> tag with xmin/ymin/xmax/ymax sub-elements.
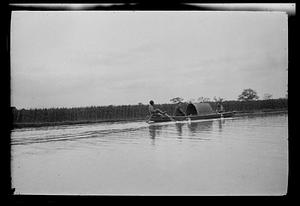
<box><xmin>9</xmin><ymin>3</ymin><xmax>294</xmax><ymax>196</ymax></box>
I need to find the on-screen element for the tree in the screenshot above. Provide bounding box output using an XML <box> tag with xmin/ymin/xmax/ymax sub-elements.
<box><xmin>198</xmin><ymin>97</ymin><xmax>210</xmax><ymax>102</ymax></box>
<box><xmin>188</xmin><ymin>98</ymin><xmax>196</xmax><ymax>103</ymax></box>
<box><xmin>263</xmin><ymin>93</ymin><xmax>273</xmax><ymax>100</ymax></box>
<box><xmin>170</xmin><ymin>97</ymin><xmax>184</xmax><ymax>103</ymax></box>
<box><xmin>238</xmin><ymin>88</ymin><xmax>259</xmax><ymax>101</ymax></box>
<box><xmin>213</xmin><ymin>96</ymin><xmax>224</xmax><ymax>103</ymax></box>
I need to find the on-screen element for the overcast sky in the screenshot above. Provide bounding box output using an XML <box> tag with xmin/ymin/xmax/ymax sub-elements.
<box><xmin>11</xmin><ymin>11</ymin><xmax>288</xmax><ymax>109</ymax></box>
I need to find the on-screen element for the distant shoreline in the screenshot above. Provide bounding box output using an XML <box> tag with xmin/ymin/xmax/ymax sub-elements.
<box><xmin>12</xmin><ymin>109</ymin><xmax>288</xmax><ymax>129</ymax></box>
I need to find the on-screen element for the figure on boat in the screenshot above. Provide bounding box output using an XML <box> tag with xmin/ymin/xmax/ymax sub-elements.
<box><xmin>148</xmin><ymin>100</ymin><xmax>166</xmax><ymax>117</ymax></box>
<box><xmin>173</xmin><ymin>101</ymin><xmax>186</xmax><ymax>116</ymax></box>
<box><xmin>216</xmin><ymin>102</ymin><xmax>224</xmax><ymax>113</ymax></box>
<box><xmin>148</xmin><ymin>100</ymin><xmax>176</xmax><ymax>121</ymax></box>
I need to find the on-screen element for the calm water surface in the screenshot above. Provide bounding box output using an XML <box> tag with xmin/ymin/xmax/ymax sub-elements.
<box><xmin>11</xmin><ymin>113</ymin><xmax>288</xmax><ymax>195</ymax></box>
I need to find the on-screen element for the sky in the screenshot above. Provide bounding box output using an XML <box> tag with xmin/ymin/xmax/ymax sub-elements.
<box><xmin>11</xmin><ymin>11</ymin><xmax>288</xmax><ymax>109</ymax></box>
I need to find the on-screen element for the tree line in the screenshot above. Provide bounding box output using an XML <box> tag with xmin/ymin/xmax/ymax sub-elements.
<box><xmin>12</xmin><ymin>98</ymin><xmax>287</xmax><ymax>125</ymax></box>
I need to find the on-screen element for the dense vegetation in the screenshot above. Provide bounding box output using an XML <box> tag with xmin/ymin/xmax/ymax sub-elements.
<box><xmin>12</xmin><ymin>99</ymin><xmax>287</xmax><ymax>127</ymax></box>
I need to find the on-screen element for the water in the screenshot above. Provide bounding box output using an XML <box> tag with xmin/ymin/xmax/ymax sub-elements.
<box><xmin>11</xmin><ymin>113</ymin><xmax>288</xmax><ymax>195</ymax></box>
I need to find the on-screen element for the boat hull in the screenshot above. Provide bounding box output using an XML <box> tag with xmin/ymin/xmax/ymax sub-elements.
<box><xmin>147</xmin><ymin>112</ymin><xmax>234</xmax><ymax>123</ymax></box>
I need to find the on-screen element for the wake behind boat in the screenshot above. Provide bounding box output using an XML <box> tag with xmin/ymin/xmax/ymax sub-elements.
<box><xmin>146</xmin><ymin>102</ymin><xmax>235</xmax><ymax>123</ymax></box>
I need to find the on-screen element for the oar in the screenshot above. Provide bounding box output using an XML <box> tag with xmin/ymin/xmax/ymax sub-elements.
<box><xmin>146</xmin><ymin>114</ymin><xmax>153</xmax><ymax>123</ymax></box>
<box><xmin>163</xmin><ymin>112</ymin><xmax>175</xmax><ymax>121</ymax></box>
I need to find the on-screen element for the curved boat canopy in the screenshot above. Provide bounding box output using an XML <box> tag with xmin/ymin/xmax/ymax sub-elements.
<box><xmin>186</xmin><ymin>102</ymin><xmax>214</xmax><ymax>115</ymax></box>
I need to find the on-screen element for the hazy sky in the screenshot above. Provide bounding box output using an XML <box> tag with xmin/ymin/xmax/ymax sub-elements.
<box><xmin>11</xmin><ymin>11</ymin><xmax>288</xmax><ymax>109</ymax></box>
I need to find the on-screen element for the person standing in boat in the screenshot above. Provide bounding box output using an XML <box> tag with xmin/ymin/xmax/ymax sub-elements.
<box><xmin>216</xmin><ymin>102</ymin><xmax>224</xmax><ymax>113</ymax></box>
<box><xmin>173</xmin><ymin>101</ymin><xmax>186</xmax><ymax>116</ymax></box>
<box><xmin>148</xmin><ymin>100</ymin><xmax>167</xmax><ymax>117</ymax></box>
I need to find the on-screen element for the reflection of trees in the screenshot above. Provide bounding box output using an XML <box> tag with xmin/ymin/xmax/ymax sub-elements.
<box><xmin>187</xmin><ymin>121</ymin><xmax>213</xmax><ymax>134</ymax></box>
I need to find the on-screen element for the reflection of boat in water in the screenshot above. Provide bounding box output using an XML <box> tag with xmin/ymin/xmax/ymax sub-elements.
<box><xmin>147</xmin><ymin>102</ymin><xmax>234</xmax><ymax>123</ymax></box>
<box><xmin>175</xmin><ymin>123</ymin><xmax>183</xmax><ymax>136</ymax></box>
<box><xmin>149</xmin><ymin>118</ymin><xmax>217</xmax><ymax>140</ymax></box>
<box><xmin>187</xmin><ymin>120</ymin><xmax>213</xmax><ymax>134</ymax></box>
<box><xmin>148</xmin><ymin>124</ymin><xmax>164</xmax><ymax>139</ymax></box>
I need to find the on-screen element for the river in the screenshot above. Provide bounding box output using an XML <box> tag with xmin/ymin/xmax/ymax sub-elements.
<box><xmin>11</xmin><ymin>112</ymin><xmax>288</xmax><ymax>195</ymax></box>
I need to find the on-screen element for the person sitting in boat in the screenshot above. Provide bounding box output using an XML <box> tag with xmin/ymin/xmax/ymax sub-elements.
<box><xmin>173</xmin><ymin>101</ymin><xmax>186</xmax><ymax>116</ymax></box>
<box><xmin>149</xmin><ymin>100</ymin><xmax>167</xmax><ymax>117</ymax></box>
<box><xmin>216</xmin><ymin>103</ymin><xmax>224</xmax><ymax>113</ymax></box>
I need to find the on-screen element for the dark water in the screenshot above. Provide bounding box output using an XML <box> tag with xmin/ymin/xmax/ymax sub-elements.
<box><xmin>11</xmin><ymin>113</ymin><xmax>288</xmax><ymax>195</ymax></box>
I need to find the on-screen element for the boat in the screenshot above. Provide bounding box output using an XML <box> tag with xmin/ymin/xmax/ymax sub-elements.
<box><xmin>147</xmin><ymin>102</ymin><xmax>235</xmax><ymax>123</ymax></box>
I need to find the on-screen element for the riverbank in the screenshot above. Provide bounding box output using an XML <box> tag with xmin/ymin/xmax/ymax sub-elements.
<box><xmin>12</xmin><ymin>109</ymin><xmax>287</xmax><ymax>129</ymax></box>
<box><xmin>233</xmin><ymin>109</ymin><xmax>287</xmax><ymax>117</ymax></box>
